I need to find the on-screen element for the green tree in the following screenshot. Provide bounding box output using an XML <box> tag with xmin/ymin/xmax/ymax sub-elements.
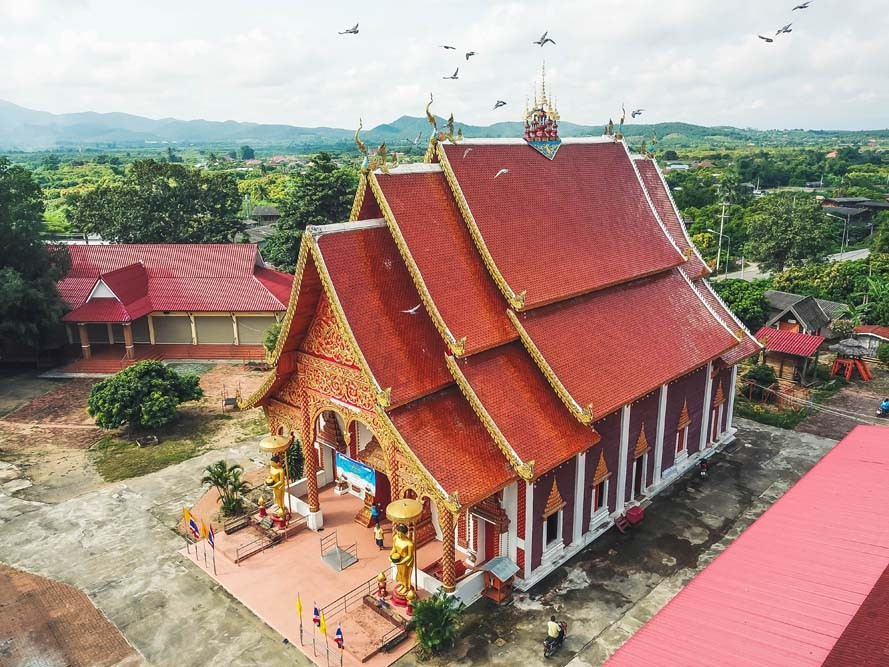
<box><xmin>264</xmin><ymin>153</ymin><xmax>358</xmax><ymax>271</ymax></box>
<box><xmin>239</xmin><ymin>145</ymin><xmax>255</xmax><ymax>160</ymax></box>
<box><xmin>877</xmin><ymin>342</ymin><xmax>889</xmax><ymax>371</ymax></box>
<box><xmin>86</xmin><ymin>360</ymin><xmax>203</xmax><ymax>430</ymax></box>
<box><xmin>744</xmin><ymin>363</ymin><xmax>778</xmax><ymax>402</ymax></box>
<box><xmin>830</xmin><ymin>319</ymin><xmax>854</xmax><ymax>340</ymax></box>
<box><xmin>744</xmin><ymin>193</ymin><xmax>836</xmax><ymax>272</ymax></box>
<box><xmin>263</xmin><ymin>321</ymin><xmax>281</xmax><ymax>357</ymax></box>
<box><xmin>68</xmin><ymin>160</ymin><xmax>244</xmax><ymax>243</ymax></box>
<box><xmin>711</xmin><ymin>278</ymin><xmax>770</xmax><ymax>331</ymax></box>
<box><xmin>408</xmin><ymin>588</ymin><xmax>465</xmax><ymax>657</ymax></box>
<box><xmin>201</xmin><ymin>460</ymin><xmax>252</xmax><ymax>516</ymax></box>
<box><xmin>0</xmin><ymin>158</ymin><xmax>70</xmax><ymax>351</ymax></box>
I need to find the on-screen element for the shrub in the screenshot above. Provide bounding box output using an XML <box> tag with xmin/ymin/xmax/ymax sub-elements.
<box><xmin>285</xmin><ymin>439</ymin><xmax>304</xmax><ymax>481</ymax></box>
<box><xmin>263</xmin><ymin>322</ymin><xmax>281</xmax><ymax>357</ymax></box>
<box><xmin>744</xmin><ymin>364</ymin><xmax>778</xmax><ymax>402</ymax></box>
<box><xmin>408</xmin><ymin>588</ymin><xmax>465</xmax><ymax>657</ymax></box>
<box><xmin>86</xmin><ymin>360</ymin><xmax>203</xmax><ymax>430</ymax></box>
<box><xmin>878</xmin><ymin>342</ymin><xmax>889</xmax><ymax>371</ymax></box>
<box><xmin>830</xmin><ymin>319</ymin><xmax>854</xmax><ymax>340</ymax></box>
<box><xmin>201</xmin><ymin>460</ymin><xmax>252</xmax><ymax>516</ymax></box>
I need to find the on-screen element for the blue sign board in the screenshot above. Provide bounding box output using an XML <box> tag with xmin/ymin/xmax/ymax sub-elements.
<box><xmin>335</xmin><ymin>451</ymin><xmax>376</xmax><ymax>494</ymax></box>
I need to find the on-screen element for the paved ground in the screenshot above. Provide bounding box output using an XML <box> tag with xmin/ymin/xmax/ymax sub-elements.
<box><xmin>396</xmin><ymin>419</ymin><xmax>838</xmax><ymax>667</ymax></box>
<box><xmin>0</xmin><ymin>418</ymin><xmax>838</xmax><ymax>667</ymax></box>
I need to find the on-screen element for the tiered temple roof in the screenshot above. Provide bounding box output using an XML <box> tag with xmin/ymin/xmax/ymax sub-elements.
<box><xmin>247</xmin><ymin>126</ymin><xmax>760</xmax><ymax>512</ymax></box>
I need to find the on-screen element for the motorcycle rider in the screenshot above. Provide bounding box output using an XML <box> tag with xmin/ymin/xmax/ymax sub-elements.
<box><xmin>546</xmin><ymin>615</ymin><xmax>564</xmax><ymax>645</ymax></box>
<box><xmin>881</xmin><ymin>398</ymin><xmax>889</xmax><ymax>415</ymax></box>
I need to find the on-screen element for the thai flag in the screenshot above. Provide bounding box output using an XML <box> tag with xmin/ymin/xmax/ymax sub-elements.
<box><xmin>312</xmin><ymin>605</ymin><xmax>320</xmax><ymax>627</ymax></box>
<box><xmin>207</xmin><ymin>526</ymin><xmax>215</xmax><ymax>549</ymax></box>
<box><xmin>188</xmin><ymin>516</ymin><xmax>200</xmax><ymax>540</ymax></box>
<box><xmin>334</xmin><ymin>626</ymin><xmax>344</xmax><ymax>649</ymax></box>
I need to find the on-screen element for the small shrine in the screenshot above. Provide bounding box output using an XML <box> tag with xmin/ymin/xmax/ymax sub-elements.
<box><xmin>523</xmin><ymin>64</ymin><xmax>561</xmax><ymax>159</ymax></box>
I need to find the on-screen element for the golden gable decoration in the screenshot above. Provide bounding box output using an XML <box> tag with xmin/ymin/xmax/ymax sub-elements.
<box><xmin>592</xmin><ymin>452</ymin><xmax>611</xmax><ymax>485</ymax></box>
<box><xmin>712</xmin><ymin>381</ymin><xmax>725</xmax><ymax>406</ymax></box>
<box><xmin>634</xmin><ymin>423</ymin><xmax>651</xmax><ymax>459</ymax></box>
<box><xmin>542</xmin><ymin>480</ymin><xmax>566</xmax><ymax>519</ymax></box>
<box><xmin>677</xmin><ymin>399</ymin><xmax>691</xmax><ymax>431</ymax></box>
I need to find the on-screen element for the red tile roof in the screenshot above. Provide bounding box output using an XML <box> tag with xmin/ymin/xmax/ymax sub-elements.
<box><xmin>315</xmin><ymin>226</ymin><xmax>452</xmax><ymax>407</ymax></box>
<box><xmin>635</xmin><ymin>158</ymin><xmax>710</xmax><ymax>279</ymax></box>
<box><xmin>442</xmin><ymin>141</ymin><xmax>684</xmax><ymax>308</ymax></box>
<box><xmin>605</xmin><ymin>425</ymin><xmax>889</xmax><ymax>667</ymax></box>
<box><xmin>854</xmin><ymin>324</ymin><xmax>889</xmax><ymax>341</ymax></box>
<box><xmin>374</xmin><ymin>170</ymin><xmax>516</xmax><ymax>354</ymax></box>
<box><xmin>754</xmin><ymin>326</ymin><xmax>824</xmax><ymax>358</ymax></box>
<box><xmin>697</xmin><ymin>277</ymin><xmax>762</xmax><ymax>365</ymax></box>
<box><xmin>453</xmin><ymin>342</ymin><xmax>600</xmax><ymax>477</ymax></box>
<box><xmin>388</xmin><ymin>386</ymin><xmax>516</xmax><ymax>506</ymax></box>
<box><xmin>517</xmin><ymin>269</ymin><xmax>739</xmax><ymax>419</ymax></box>
<box><xmin>59</xmin><ymin>244</ymin><xmax>292</xmax><ymax>322</ymax></box>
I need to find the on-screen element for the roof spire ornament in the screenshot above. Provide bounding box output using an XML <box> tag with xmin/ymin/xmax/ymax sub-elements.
<box><xmin>355</xmin><ymin>118</ymin><xmax>370</xmax><ymax>172</ymax></box>
<box><xmin>523</xmin><ymin>63</ymin><xmax>561</xmax><ymax>160</ymax></box>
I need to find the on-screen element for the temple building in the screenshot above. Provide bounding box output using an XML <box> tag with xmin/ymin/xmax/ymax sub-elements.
<box><xmin>243</xmin><ymin>87</ymin><xmax>761</xmax><ymax>599</ymax></box>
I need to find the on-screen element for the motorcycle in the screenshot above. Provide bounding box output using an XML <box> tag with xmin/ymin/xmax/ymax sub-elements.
<box><xmin>877</xmin><ymin>406</ymin><xmax>889</xmax><ymax>419</ymax></box>
<box><xmin>699</xmin><ymin>460</ymin><xmax>709</xmax><ymax>479</ymax></box>
<box><xmin>543</xmin><ymin>621</ymin><xmax>568</xmax><ymax>659</ymax></box>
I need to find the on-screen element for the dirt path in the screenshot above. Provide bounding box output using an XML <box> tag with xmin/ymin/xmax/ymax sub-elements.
<box><xmin>795</xmin><ymin>382</ymin><xmax>886</xmax><ymax>440</ymax></box>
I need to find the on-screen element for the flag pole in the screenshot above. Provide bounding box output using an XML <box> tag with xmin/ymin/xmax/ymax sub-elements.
<box><xmin>203</xmin><ymin>537</ymin><xmax>208</xmax><ymax>568</ymax></box>
<box><xmin>211</xmin><ymin>542</ymin><xmax>216</xmax><ymax>574</ymax></box>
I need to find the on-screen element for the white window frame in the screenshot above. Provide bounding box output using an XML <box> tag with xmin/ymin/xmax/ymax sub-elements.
<box><xmin>541</xmin><ymin>510</ymin><xmax>564</xmax><ymax>562</ymax></box>
<box><xmin>675</xmin><ymin>426</ymin><xmax>689</xmax><ymax>466</ymax></box>
<box><xmin>630</xmin><ymin>453</ymin><xmax>648</xmax><ymax>501</ymax></box>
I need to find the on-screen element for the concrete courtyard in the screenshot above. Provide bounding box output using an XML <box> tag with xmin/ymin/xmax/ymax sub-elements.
<box><xmin>0</xmin><ymin>418</ymin><xmax>837</xmax><ymax>666</ymax></box>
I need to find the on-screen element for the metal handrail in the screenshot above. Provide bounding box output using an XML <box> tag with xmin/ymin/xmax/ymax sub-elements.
<box><xmin>321</xmin><ymin>574</ymin><xmax>379</xmax><ymax>620</ymax></box>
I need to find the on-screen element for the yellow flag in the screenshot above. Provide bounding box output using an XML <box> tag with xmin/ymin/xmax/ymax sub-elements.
<box><xmin>183</xmin><ymin>508</ymin><xmax>192</xmax><ymax>525</ymax></box>
<box><xmin>319</xmin><ymin>611</ymin><xmax>327</xmax><ymax>636</ymax></box>
<box><xmin>296</xmin><ymin>594</ymin><xmax>303</xmax><ymax>619</ymax></box>
<box><xmin>200</xmin><ymin>519</ymin><xmax>208</xmax><ymax>539</ymax></box>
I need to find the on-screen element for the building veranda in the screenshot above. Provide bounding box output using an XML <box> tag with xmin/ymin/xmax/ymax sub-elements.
<box><xmin>240</xmin><ymin>94</ymin><xmax>762</xmax><ymax>606</ymax></box>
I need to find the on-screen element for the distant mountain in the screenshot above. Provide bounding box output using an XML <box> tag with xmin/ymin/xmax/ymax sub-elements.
<box><xmin>1</xmin><ymin>99</ymin><xmax>886</xmax><ymax>151</ymax></box>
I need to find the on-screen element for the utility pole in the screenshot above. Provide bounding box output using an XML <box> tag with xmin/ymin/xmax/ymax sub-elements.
<box><xmin>715</xmin><ymin>201</ymin><xmax>728</xmax><ymax>272</ymax></box>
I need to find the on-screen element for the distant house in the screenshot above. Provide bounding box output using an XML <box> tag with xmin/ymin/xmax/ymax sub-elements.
<box><xmin>853</xmin><ymin>325</ymin><xmax>889</xmax><ymax>357</ymax></box>
<box><xmin>825</xmin><ymin>150</ymin><xmax>838</xmax><ymax>159</ymax></box>
<box><xmin>754</xmin><ymin>326</ymin><xmax>824</xmax><ymax>385</ymax></box>
<box><xmin>57</xmin><ymin>244</ymin><xmax>293</xmax><ymax>369</ymax></box>
<box><xmin>764</xmin><ymin>290</ymin><xmax>846</xmax><ymax>337</ymax></box>
<box><xmin>251</xmin><ymin>205</ymin><xmax>281</xmax><ymax>225</ymax></box>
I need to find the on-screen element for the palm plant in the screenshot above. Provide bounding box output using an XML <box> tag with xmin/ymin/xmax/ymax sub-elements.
<box><xmin>408</xmin><ymin>588</ymin><xmax>465</xmax><ymax>657</ymax></box>
<box><xmin>201</xmin><ymin>460</ymin><xmax>252</xmax><ymax>516</ymax></box>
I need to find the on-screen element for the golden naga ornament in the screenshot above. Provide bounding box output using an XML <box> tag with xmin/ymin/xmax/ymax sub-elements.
<box><xmin>355</xmin><ymin>119</ymin><xmax>398</xmax><ymax>174</ymax></box>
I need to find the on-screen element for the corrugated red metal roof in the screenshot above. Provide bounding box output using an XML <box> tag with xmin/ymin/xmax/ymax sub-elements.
<box><xmin>755</xmin><ymin>326</ymin><xmax>824</xmax><ymax>358</ymax></box>
<box><xmin>698</xmin><ymin>278</ymin><xmax>762</xmax><ymax>365</ymax></box>
<box><xmin>854</xmin><ymin>324</ymin><xmax>889</xmax><ymax>341</ymax></box>
<box><xmin>517</xmin><ymin>269</ymin><xmax>739</xmax><ymax>419</ymax></box>
<box><xmin>605</xmin><ymin>425</ymin><xmax>889</xmax><ymax>667</ymax></box>
<box><xmin>388</xmin><ymin>386</ymin><xmax>516</xmax><ymax>506</ymax></box>
<box><xmin>441</xmin><ymin>141</ymin><xmax>684</xmax><ymax>308</ymax></box>
<box><xmin>374</xmin><ymin>170</ymin><xmax>516</xmax><ymax>354</ymax></box>
<box><xmin>453</xmin><ymin>341</ymin><xmax>600</xmax><ymax>477</ymax></box>
<box><xmin>58</xmin><ymin>244</ymin><xmax>292</xmax><ymax>322</ymax></box>
<box><xmin>63</xmin><ymin>298</ymin><xmax>132</xmax><ymax>323</ymax></box>
<box><xmin>315</xmin><ymin>227</ymin><xmax>452</xmax><ymax>407</ymax></box>
<box><xmin>636</xmin><ymin>158</ymin><xmax>710</xmax><ymax>279</ymax></box>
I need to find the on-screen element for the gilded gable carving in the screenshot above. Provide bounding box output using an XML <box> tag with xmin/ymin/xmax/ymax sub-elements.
<box><xmin>300</xmin><ymin>296</ymin><xmax>358</xmax><ymax>368</ymax></box>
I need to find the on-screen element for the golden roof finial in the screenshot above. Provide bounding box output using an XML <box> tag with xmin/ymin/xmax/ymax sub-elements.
<box><xmin>540</xmin><ymin>61</ymin><xmax>547</xmax><ymax>107</ymax></box>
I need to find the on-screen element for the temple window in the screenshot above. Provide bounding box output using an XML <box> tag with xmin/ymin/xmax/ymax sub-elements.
<box><xmin>676</xmin><ymin>428</ymin><xmax>687</xmax><ymax>454</ymax></box>
<box><xmin>590</xmin><ymin>452</ymin><xmax>611</xmax><ymax>517</ymax></box>
<box><xmin>545</xmin><ymin>513</ymin><xmax>560</xmax><ymax>547</ymax></box>
<box><xmin>675</xmin><ymin>399</ymin><xmax>692</xmax><ymax>456</ymax></box>
<box><xmin>541</xmin><ymin>481</ymin><xmax>566</xmax><ymax>551</ymax></box>
<box><xmin>592</xmin><ymin>479</ymin><xmax>607</xmax><ymax>513</ymax></box>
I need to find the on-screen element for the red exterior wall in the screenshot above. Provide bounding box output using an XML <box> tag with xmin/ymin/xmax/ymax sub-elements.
<box><xmin>662</xmin><ymin>365</ymin><xmax>707</xmax><ymax>470</ymax></box>
<box><xmin>530</xmin><ymin>460</ymin><xmax>577</xmax><ymax>571</ymax></box>
<box><xmin>590</xmin><ymin>410</ymin><xmax>622</xmax><ymax>515</ymax></box>
<box><xmin>626</xmin><ymin>389</ymin><xmax>660</xmax><ymax>500</ymax></box>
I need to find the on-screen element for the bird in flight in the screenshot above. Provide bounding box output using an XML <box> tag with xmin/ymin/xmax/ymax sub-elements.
<box><xmin>758</xmin><ymin>34</ymin><xmax>775</xmax><ymax>42</ymax></box>
<box><xmin>494</xmin><ymin>169</ymin><xmax>509</xmax><ymax>179</ymax></box>
<box><xmin>776</xmin><ymin>23</ymin><xmax>792</xmax><ymax>35</ymax></box>
<box><xmin>533</xmin><ymin>31</ymin><xmax>555</xmax><ymax>47</ymax></box>
<box><xmin>631</xmin><ymin>108</ymin><xmax>644</xmax><ymax>118</ymax></box>
<box><xmin>793</xmin><ymin>1</ymin><xmax>812</xmax><ymax>9</ymax></box>
<box><xmin>465</xmin><ymin>51</ymin><xmax>477</xmax><ymax>60</ymax></box>
<box><xmin>401</xmin><ymin>304</ymin><xmax>421</xmax><ymax>315</ymax></box>
<box><xmin>493</xmin><ymin>100</ymin><xmax>507</xmax><ymax>110</ymax></box>
<box><xmin>339</xmin><ymin>23</ymin><xmax>359</xmax><ymax>35</ymax></box>
<box><xmin>463</xmin><ymin>147</ymin><xmax>474</xmax><ymax>159</ymax></box>
<box><xmin>443</xmin><ymin>68</ymin><xmax>459</xmax><ymax>80</ymax></box>
<box><xmin>440</xmin><ymin>44</ymin><xmax>456</xmax><ymax>50</ymax></box>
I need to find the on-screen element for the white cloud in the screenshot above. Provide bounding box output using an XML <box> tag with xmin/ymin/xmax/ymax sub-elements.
<box><xmin>0</xmin><ymin>0</ymin><xmax>886</xmax><ymax>130</ymax></box>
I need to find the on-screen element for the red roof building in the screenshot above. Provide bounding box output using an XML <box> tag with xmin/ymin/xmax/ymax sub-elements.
<box><xmin>755</xmin><ymin>326</ymin><xmax>825</xmax><ymax>384</ymax></box>
<box><xmin>243</xmin><ymin>85</ymin><xmax>761</xmax><ymax>601</ymax></box>
<box><xmin>606</xmin><ymin>425</ymin><xmax>889</xmax><ymax>667</ymax></box>
<box><xmin>58</xmin><ymin>244</ymin><xmax>292</xmax><ymax>365</ymax></box>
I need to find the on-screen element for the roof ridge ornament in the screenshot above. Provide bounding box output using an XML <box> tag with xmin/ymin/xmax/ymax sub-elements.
<box><xmin>523</xmin><ymin>63</ymin><xmax>561</xmax><ymax>159</ymax></box>
<box><xmin>423</xmin><ymin>93</ymin><xmax>462</xmax><ymax>162</ymax></box>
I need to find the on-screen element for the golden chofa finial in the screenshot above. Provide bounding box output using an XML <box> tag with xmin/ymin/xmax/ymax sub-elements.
<box><xmin>355</xmin><ymin>118</ymin><xmax>367</xmax><ymax>156</ymax></box>
<box><xmin>425</xmin><ymin>92</ymin><xmax>436</xmax><ymax>130</ymax></box>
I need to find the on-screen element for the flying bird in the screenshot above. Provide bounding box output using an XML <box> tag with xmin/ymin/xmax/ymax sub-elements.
<box><xmin>494</xmin><ymin>168</ymin><xmax>509</xmax><ymax>179</ymax></box>
<box><xmin>440</xmin><ymin>44</ymin><xmax>456</xmax><ymax>50</ymax></box>
<box><xmin>776</xmin><ymin>23</ymin><xmax>792</xmax><ymax>35</ymax></box>
<box><xmin>401</xmin><ymin>304</ymin><xmax>421</xmax><ymax>315</ymax></box>
<box><xmin>493</xmin><ymin>100</ymin><xmax>507</xmax><ymax>110</ymax></box>
<box><xmin>632</xmin><ymin>108</ymin><xmax>644</xmax><ymax>118</ymax></box>
<box><xmin>463</xmin><ymin>147</ymin><xmax>474</xmax><ymax>159</ymax></box>
<box><xmin>758</xmin><ymin>34</ymin><xmax>775</xmax><ymax>42</ymax></box>
<box><xmin>533</xmin><ymin>31</ymin><xmax>555</xmax><ymax>47</ymax></box>
<box><xmin>465</xmin><ymin>51</ymin><xmax>477</xmax><ymax>60</ymax></box>
<box><xmin>793</xmin><ymin>1</ymin><xmax>811</xmax><ymax>9</ymax></box>
<box><xmin>338</xmin><ymin>23</ymin><xmax>359</xmax><ymax>35</ymax></box>
<box><xmin>443</xmin><ymin>68</ymin><xmax>459</xmax><ymax>80</ymax></box>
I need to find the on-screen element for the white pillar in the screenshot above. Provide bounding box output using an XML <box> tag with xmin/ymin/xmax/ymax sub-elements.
<box><xmin>189</xmin><ymin>313</ymin><xmax>197</xmax><ymax>345</ymax></box>
<box><xmin>503</xmin><ymin>482</ymin><xmax>518</xmax><ymax>561</ymax></box>
<box><xmin>699</xmin><ymin>362</ymin><xmax>714</xmax><ymax>452</ymax></box>
<box><xmin>573</xmin><ymin>452</ymin><xmax>586</xmax><ymax>543</ymax></box>
<box><xmin>106</xmin><ymin>322</ymin><xmax>114</xmax><ymax>344</ymax></box>
<box><xmin>654</xmin><ymin>383</ymin><xmax>668</xmax><ymax>485</ymax></box>
<box><xmin>147</xmin><ymin>314</ymin><xmax>156</xmax><ymax>345</ymax></box>
<box><xmin>727</xmin><ymin>365</ymin><xmax>738</xmax><ymax>432</ymax></box>
<box><xmin>232</xmin><ymin>314</ymin><xmax>240</xmax><ymax>345</ymax></box>
<box><xmin>616</xmin><ymin>405</ymin><xmax>631</xmax><ymax>515</ymax></box>
<box><xmin>523</xmin><ymin>481</ymin><xmax>534</xmax><ymax>579</ymax></box>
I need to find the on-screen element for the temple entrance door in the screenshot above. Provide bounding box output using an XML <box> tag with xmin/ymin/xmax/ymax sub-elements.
<box><xmin>483</xmin><ymin>520</ymin><xmax>496</xmax><ymax>563</ymax></box>
<box><xmin>711</xmin><ymin>405</ymin><xmax>722</xmax><ymax>443</ymax></box>
<box><xmin>633</xmin><ymin>456</ymin><xmax>645</xmax><ymax>499</ymax></box>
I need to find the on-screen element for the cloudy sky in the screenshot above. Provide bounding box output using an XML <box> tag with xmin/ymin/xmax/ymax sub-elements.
<box><xmin>1</xmin><ymin>0</ymin><xmax>886</xmax><ymax>130</ymax></box>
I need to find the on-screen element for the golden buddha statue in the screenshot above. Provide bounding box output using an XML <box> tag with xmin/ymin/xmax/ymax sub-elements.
<box><xmin>265</xmin><ymin>454</ymin><xmax>287</xmax><ymax>518</ymax></box>
<box><xmin>389</xmin><ymin>524</ymin><xmax>415</xmax><ymax>597</ymax></box>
